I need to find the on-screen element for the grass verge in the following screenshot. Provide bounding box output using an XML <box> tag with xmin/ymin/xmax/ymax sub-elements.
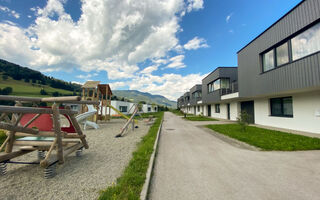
<box><xmin>206</xmin><ymin>124</ymin><xmax>320</xmax><ymax>151</ymax></box>
<box><xmin>99</xmin><ymin>111</ymin><xmax>164</xmax><ymax>200</ymax></box>
<box><xmin>184</xmin><ymin>116</ymin><xmax>218</xmax><ymax>121</ymax></box>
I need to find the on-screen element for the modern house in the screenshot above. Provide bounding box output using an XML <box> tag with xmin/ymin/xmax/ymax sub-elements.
<box><xmin>201</xmin><ymin>67</ymin><xmax>239</xmax><ymax>120</ymax></box>
<box><xmin>237</xmin><ymin>0</ymin><xmax>320</xmax><ymax>133</ymax></box>
<box><xmin>189</xmin><ymin>84</ymin><xmax>202</xmax><ymax>115</ymax></box>
<box><xmin>177</xmin><ymin>0</ymin><xmax>320</xmax><ymax>134</ymax></box>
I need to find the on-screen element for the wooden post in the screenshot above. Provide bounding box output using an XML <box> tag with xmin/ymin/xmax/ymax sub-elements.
<box><xmin>69</xmin><ymin>115</ymin><xmax>89</xmax><ymax>149</ymax></box>
<box><xmin>96</xmin><ymin>88</ymin><xmax>100</xmax><ymax>123</ymax></box>
<box><xmin>52</xmin><ymin>103</ymin><xmax>64</xmax><ymax>164</ymax></box>
<box><xmin>5</xmin><ymin>102</ymin><xmax>22</xmax><ymax>153</ymax></box>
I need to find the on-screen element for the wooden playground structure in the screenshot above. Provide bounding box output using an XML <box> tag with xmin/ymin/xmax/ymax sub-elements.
<box><xmin>81</xmin><ymin>81</ymin><xmax>112</xmax><ymax>122</ymax></box>
<box><xmin>0</xmin><ymin>95</ymin><xmax>97</xmax><ymax>178</ymax></box>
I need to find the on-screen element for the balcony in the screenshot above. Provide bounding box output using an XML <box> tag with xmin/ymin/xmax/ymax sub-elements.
<box><xmin>220</xmin><ymin>82</ymin><xmax>238</xmax><ymax>96</ymax></box>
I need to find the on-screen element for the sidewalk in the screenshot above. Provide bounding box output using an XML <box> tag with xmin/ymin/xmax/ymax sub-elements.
<box><xmin>149</xmin><ymin>112</ymin><xmax>320</xmax><ymax>200</ymax></box>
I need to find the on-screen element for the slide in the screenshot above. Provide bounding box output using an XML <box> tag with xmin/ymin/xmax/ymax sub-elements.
<box><xmin>108</xmin><ymin>104</ymin><xmax>138</xmax><ymax>124</ymax></box>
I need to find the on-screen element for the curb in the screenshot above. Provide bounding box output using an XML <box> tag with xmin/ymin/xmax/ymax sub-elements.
<box><xmin>140</xmin><ymin>118</ymin><xmax>163</xmax><ymax>200</ymax></box>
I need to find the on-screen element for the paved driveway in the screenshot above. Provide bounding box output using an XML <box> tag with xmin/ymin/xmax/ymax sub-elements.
<box><xmin>149</xmin><ymin>112</ymin><xmax>320</xmax><ymax>200</ymax></box>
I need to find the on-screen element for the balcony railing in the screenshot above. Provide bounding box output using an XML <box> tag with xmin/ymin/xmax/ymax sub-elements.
<box><xmin>220</xmin><ymin>82</ymin><xmax>238</xmax><ymax>96</ymax></box>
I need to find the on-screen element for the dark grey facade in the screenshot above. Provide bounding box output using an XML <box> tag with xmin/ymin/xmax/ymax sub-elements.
<box><xmin>189</xmin><ymin>84</ymin><xmax>202</xmax><ymax>106</ymax></box>
<box><xmin>202</xmin><ymin>67</ymin><xmax>238</xmax><ymax>104</ymax></box>
<box><xmin>238</xmin><ymin>0</ymin><xmax>320</xmax><ymax>98</ymax></box>
<box><xmin>183</xmin><ymin>92</ymin><xmax>190</xmax><ymax>106</ymax></box>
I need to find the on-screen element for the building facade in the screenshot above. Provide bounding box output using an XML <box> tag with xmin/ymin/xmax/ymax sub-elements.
<box><xmin>177</xmin><ymin>0</ymin><xmax>320</xmax><ymax>134</ymax></box>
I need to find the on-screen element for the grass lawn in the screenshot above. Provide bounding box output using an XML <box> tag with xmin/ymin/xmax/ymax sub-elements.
<box><xmin>0</xmin><ymin>76</ymin><xmax>74</xmax><ymax>97</ymax></box>
<box><xmin>99</xmin><ymin>112</ymin><xmax>164</xmax><ymax>200</ymax></box>
<box><xmin>184</xmin><ymin>115</ymin><xmax>218</xmax><ymax>121</ymax></box>
<box><xmin>206</xmin><ymin>124</ymin><xmax>320</xmax><ymax>151</ymax></box>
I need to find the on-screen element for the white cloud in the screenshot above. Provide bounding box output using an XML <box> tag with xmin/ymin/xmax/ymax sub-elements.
<box><xmin>165</xmin><ymin>55</ymin><xmax>186</xmax><ymax>69</ymax></box>
<box><xmin>0</xmin><ymin>0</ymin><xmax>206</xmax><ymax>100</ymax></box>
<box><xmin>128</xmin><ymin>73</ymin><xmax>205</xmax><ymax>101</ymax></box>
<box><xmin>226</xmin><ymin>13</ymin><xmax>233</xmax><ymax>23</ymax></box>
<box><xmin>109</xmin><ymin>81</ymin><xmax>126</xmax><ymax>89</ymax></box>
<box><xmin>187</xmin><ymin>0</ymin><xmax>204</xmax><ymax>12</ymax></box>
<box><xmin>183</xmin><ymin>36</ymin><xmax>209</xmax><ymax>50</ymax></box>
<box><xmin>140</xmin><ymin>65</ymin><xmax>158</xmax><ymax>74</ymax></box>
<box><xmin>0</xmin><ymin>6</ymin><xmax>20</xmax><ymax>19</ymax></box>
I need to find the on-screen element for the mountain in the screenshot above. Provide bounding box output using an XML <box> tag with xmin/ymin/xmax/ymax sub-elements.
<box><xmin>112</xmin><ymin>90</ymin><xmax>176</xmax><ymax>108</ymax></box>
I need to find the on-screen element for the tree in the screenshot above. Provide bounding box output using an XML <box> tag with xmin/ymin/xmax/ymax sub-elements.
<box><xmin>24</xmin><ymin>78</ymin><xmax>30</xmax><ymax>83</ymax></box>
<box><xmin>52</xmin><ymin>91</ymin><xmax>60</xmax><ymax>97</ymax></box>
<box><xmin>2</xmin><ymin>75</ymin><xmax>8</xmax><ymax>80</ymax></box>
<box><xmin>0</xmin><ymin>87</ymin><xmax>13</xmax><ymax>95</ymax></box>
<box><xmin>40</xmin><ymin>88</ymin><xmax>48</xmax><ymax>95</ymax></box>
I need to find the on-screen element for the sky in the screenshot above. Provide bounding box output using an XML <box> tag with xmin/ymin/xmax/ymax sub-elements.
<box><xmin>0</xmin><ymin>0</ymin><xmax>302</xmax><ymax>101</ymax></box>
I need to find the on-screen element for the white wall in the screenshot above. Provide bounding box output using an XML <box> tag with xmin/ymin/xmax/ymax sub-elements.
<box><xmin>229</xmin><ymin>101</ymin><xmax>240</xmax><ymax>121</ymax></box>
<box><xmin>254</xmin><ymin>92</ymin><xmax>320</xmax><ymax>134</ymax></box>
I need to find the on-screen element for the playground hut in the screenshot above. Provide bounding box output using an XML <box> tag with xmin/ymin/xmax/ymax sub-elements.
<box><xmin>81</xmin><ymin>81</ymin><xmax>112</xmax><ymax>122</ymax></box>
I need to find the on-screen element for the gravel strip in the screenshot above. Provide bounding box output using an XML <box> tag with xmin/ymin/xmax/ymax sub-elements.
<box><xmin>0</xmin><ymin>118</ymin><xmax>151</xmax><ymax>200</ymax></box>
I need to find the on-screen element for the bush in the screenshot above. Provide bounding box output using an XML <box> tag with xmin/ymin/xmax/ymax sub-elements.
<box><xmin>0</xmin><ymin>87</ymin><xmax>13</xmax><ymax>95</ymax></box>
<box><xmin>40</xmin><ymin>88</ymin><xmax>48</xmax><ymax>95</ymax></box>
<box><xmin>237</xmin><ymin>111</ymin><xmax>251</xmax><ymax>131</ymax></box>
<box><xmin>52</xmin><ymin>91</ymin><xmax>60</xmax><ymax>97</ymax></box>
<box><xmin>2</xmin><ymin>75</ymin><xmax>8</xmax><ymax>80</ymax></box>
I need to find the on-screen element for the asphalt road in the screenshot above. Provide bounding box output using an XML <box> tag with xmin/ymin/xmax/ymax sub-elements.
<box><xmin>149</xmin><ymin>112</ymin><xmax>320</xmax><ymax>200</ymax></box>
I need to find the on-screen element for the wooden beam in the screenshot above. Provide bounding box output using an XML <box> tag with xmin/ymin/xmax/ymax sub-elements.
<box><xmin>41</xmin><ymin>96</ymin><xmax>81</xmax><ymax>102</ymax></box>
<box><xmin>0</xmin><ymin>122</ymin><xmax>39</xmax><ymax>135</ymax></box>
<box><xmin>52</xmin><ymin>103</ymin><xmax>64</xmax><ymax>164</ymax></box>
<box><xmin>5</xmin><ymin>114</ymin><xmax>23</xmax><ymax>153</ymax></box>
<box><xmin>0</xmin><ymin>95</ymin><xmax>41</xmax><ymax>102</ymax></box>
<box><xmin>40</xmin><ymin>142</ymin><xmax>83</xmax><ymax>168</ymax></box>
<box><xmin>69</xmin><ymin>115</ymin><xmax>89</xmax><ymax>149</ymax></box>
<box><xmin>0</xmin><ymin>106</ymin><xmax>78</xmax><ymax>115</ymax></box>
<box><xmin>0</xmin><ymin>150</ymin><xmax>35</xmax><ymax>163</ymax></box>
<box><xmin>23</xmin><ymin>114</ymin><xmax>41</xmax><ymax>128</ymax></box>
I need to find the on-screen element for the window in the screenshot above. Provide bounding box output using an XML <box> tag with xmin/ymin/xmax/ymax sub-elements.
<box><xmin>208</xmin><ymin>78</ymin><xmax>230</xmax><ymax>93</ymax></box>
<box><xmin>197</xmin><ymin>106</ymin><xmax>200</xmax><ymax>112</ymax></box>
<box><xmin>148</xmin><ymin>107</ymin><xmax>151</xmax><ymax>112</ymax></box>
<box><xmin>215</xmin><ymin>104</ymin><xmax>220</xmax><ymax>113</ymax></box>
<box><xmin>213</xmin><ymin>79</ymin><xmax>220</xmax><ymax>90</ymax></box>
<box><xmin>263</xmin><ymin>49</ymin><xmax>275</xmax><ymax>72</ymax></box>
<box><xmin>119</xmin><ymin>106</ymin><xmax>127</xmax><ymax>112</ymax></box>
<box><xmin>276</xmin><ymin>42</ymin><xmax>289</xmax><ymax>66</ymax></box>
<box><xmin>270</xmin><ymin>97</ymin><xmax>293</xmax><ymax>117</ymax></box>
<box><xmin>261</xmin><ymin>22</ymin><xmax>320</xmax><ymax>72</ymax></box>
<box><xmin>220</xmin><ymin>78</ymin><xmax>230</xmax><ymax>89</ymax></box>
<box><xmin>292</xmin><ymin>23</ymin><xmax>320</xmax><ymax>61</ymax></box>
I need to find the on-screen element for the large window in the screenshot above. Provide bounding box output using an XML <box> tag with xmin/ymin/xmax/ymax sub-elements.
<box><xmin>208</xmin><ymin>78</ymin><xmax>230</xmax><ymax>93</ymax></box>
<box><xmin>263</xmin><ymin>49</ymin><xmax>275</xmax><ymax>71</ymax></box>
<box><xmin>215</xmin><ymin>104</ymin><xmax>220</xmax><ymax>113</ymax></box>
<box><xmin>119</xmin><ymin>106</ymin><xmax>127</xmax><ymax>112</ymax></box>
<box><xmin>192</xmin><ymin>91</ymin><xmax>202</xmax><ymax>99</ymax></box>
<box><xmin>262</xmin><ymin>22</ymin><xmax>320</xmax><ymax>72</ymax></box>
<box><xmin>292</xmin><ymin>22</ymin><xmax>320</xmax><ymax>61</ymax></box>
<box><xmin>270</xmin><ymin>97</ymin><xmax>293</xmax><ymax>117</ymax></box>
<box><xmin>276</xmin><ymin>42</ymin><xmax>289</xmax><ymax>66</ymax></box>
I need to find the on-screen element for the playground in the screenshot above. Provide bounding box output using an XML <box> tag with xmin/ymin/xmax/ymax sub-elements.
<box><xmin>0</xmin><ymin>118</ymin><xmax>151</xmax><ymax>200</ymax></box>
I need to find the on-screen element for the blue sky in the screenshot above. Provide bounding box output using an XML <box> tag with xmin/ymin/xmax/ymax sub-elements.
<box><xmin>0</xmin><ymin>0</ymin><xmax>301</xmax><ymax>100</ymax></box>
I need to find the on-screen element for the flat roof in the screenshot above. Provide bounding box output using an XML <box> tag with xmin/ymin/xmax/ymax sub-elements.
<box><xmin>202</xmin><ymin>66</ymin><xmax>237</xmax><ymax>81</ymax></box>
<box><xmin>237</xmin><ymin>0</ymin><xmax>305</xmax><ymax>53</ymax></box>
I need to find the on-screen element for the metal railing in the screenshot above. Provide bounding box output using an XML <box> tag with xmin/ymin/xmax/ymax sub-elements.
<box><xmin>220</xmin><ymin>82</ymin><xmax>238</xmax><ymax>96</ymax></box>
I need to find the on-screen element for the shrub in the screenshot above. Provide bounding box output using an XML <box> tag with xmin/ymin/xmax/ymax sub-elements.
<box><xmin>237</xmin><ymin>111</ymin><xmax>251</xmax><ymax>131</ymax></box>
<box><xmin>52</xmin><ymin>91</ymin><xmax>60</xmax><ymax>97</ymax></box>
<box><xmin>40</xmin><ymin>88</ymin><xmax>48</xmax><ymax>95</ymax></box>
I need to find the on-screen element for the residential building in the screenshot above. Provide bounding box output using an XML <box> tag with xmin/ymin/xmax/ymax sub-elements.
<box><xmin>237</xmin><ymin>0</ymin><xmax>320</xmax><ymax>133</ymax></box>
<box><xmin>201</xmin><ymin>67</ymin><xmax>239</xmax><ymax>120</ymax></box>
<box><xmin>177</xmin><ymin>0</ymin><xmax>320</xmax><ymax>134</ymax></box>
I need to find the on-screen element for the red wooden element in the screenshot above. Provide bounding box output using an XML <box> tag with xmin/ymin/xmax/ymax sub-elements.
<box><xmin>19</xmin><ymin>107</ymin><xmax>76</xmax><ymax>133</ymax></box>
